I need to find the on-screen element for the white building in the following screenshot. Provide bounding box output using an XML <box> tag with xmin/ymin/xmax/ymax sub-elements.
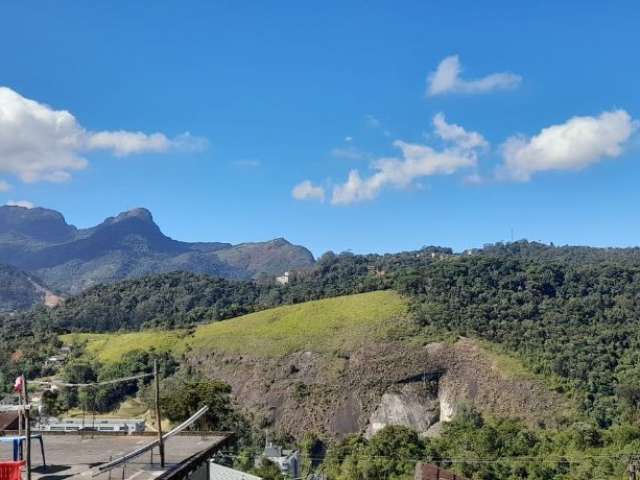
<box><xmin>275</xmin><ymin>272</ymin><xmax>289</xmax><ymax>285</ymax></box>
<box><xmin>210</xmin><ymin>462</ymin><xmax>262</xmax><ymax>480</ymax></box>
<box><xmin>261</xmin><ymin>441</ymin><xmax>299</xmax><ymax>479</ymax></box>
<box><xmin>36</xmin><ymin>417</ymin><xmax>145</xmax><ymax>433</ymax></box>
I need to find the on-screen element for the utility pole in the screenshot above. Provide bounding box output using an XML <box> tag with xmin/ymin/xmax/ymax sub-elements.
<box><xmin>18</xmin><ymin>390</ymin><xmax>23</xmax><ymax>436</ymax></box>
<box><xmin>154</xmin><ymin>360</ymin><xmax>165</xmax><ymax>468</ymax></box>
<box><xmin>629</xmin><ymin>455</ymin><xmax>639</xmax><ymax>480</ymax></box>
<box><xmin>21</xmin><ymin>375</ymin><xmax>32</xmax><ymax>480</ymax></box>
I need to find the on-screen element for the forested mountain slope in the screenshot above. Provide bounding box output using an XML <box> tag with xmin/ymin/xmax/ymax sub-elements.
<box><xmin>4</xmin><ymin>244</ymin><xmax>640</xmax><ymax>429</ymax></box>
<box><xmin>0</xmin><ymin>264</ymin><xmax>47</xmax><ymax>312</ymax></box>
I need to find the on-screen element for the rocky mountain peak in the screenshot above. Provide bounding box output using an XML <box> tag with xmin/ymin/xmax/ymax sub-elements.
<box><xmin>0</xmin><ymin>205</ymin><xmax>77</xmax><ymax>243</ymax></box>
<box><xmin>0</xmin><ymin>205</ymin><xmax>316</xmax><ymax>295</ymax></box>
<box><xmin>105</xmin><ymin>207</ymin><xmax>155</xmax><ymax>225</ymax></box>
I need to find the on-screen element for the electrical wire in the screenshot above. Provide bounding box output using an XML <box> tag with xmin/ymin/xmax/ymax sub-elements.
<box><xmin>31</xmin><ymin>372</ymin><xmax>153</xmax><ymax>388</ymax></box>
<box><xmin>215</xmin><ymin>451</ymin><xmax>637</xmax><ymax>465</ymax></box>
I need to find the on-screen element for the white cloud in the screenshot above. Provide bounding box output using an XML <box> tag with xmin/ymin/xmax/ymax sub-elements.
<box><xmin>365</xmin><ymin>114</ymin><xmax>381</xmax><ymax>129</ymax></box>
<box><xmin>331</xmin><ymin>146</ymin><xmax>367</xmax><ymax>160</ymax></box>
<box><xmin>0</xmin><ymin>180</ymin><xmax>10</xmax><ymax>192</ymax></box>
<box><xmin>331</xmin><ymin>114</ymin><xmax>485</xmax><ymax>205</ymax></box>
<box><xmin>433</xmin><ymin>113</ymin><xmax>488</xmax><ymax>150</ymax></box>
<box><xmin>292</xmin><ymin>180</ymin><xmax>325</xmax><ymax>202</ymax></box>
<box><xmin>463</xmin><ymin>173</ymin><xmax>485</xmax><ymax>185</ymax></box>
<box><xmin>332</xmin><ymin>170</ymin><xmax>383</xmax><ymax>204</ymax></box>
<box><xmin>427</xmin><ymin>55</ymin><xmax>521</xmax><ymax>96</ymax></box>
<box><xmin>6</xmin><ymin>200</ymin><xmax>35</xmax><ymax>209</ymax></box>
<box><xmin>0</xmin><ymin>86</ymin><xmax>207</xmax><ymax>184</ymax></box>
<box><xmin>497</xmin><ymin>110</ymin><xmax>637</xmax><ymax>181</ymax></box>
<box><xmin>86</xmin><ymin>131</ymin><xmax>172</xmax><ymax>156</ymax></box>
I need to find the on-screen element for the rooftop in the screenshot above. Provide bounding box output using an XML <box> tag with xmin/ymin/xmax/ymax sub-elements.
<box><xmin>0</xmin><ymin>432</ymin><xmax>231</xmax><ymax>480</ymax></box>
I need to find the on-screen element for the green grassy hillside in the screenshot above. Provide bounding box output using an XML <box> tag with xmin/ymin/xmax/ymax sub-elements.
<box><xmin>61</xmin><ymin>290</ymin><xmax>411</xmax><ymax>361</ymax></box>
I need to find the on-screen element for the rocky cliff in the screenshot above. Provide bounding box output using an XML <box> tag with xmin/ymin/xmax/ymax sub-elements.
<box><xmin>188</xmin><ymin>338</ymin><xmax>572</xmax><ymax>439</ymax></box>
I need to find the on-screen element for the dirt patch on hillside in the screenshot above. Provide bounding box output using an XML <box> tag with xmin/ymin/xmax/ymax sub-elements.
<box><xmin>187</xmin><ymin>338</ymin><xmax>572</xmax><ymax>439</ymax></box>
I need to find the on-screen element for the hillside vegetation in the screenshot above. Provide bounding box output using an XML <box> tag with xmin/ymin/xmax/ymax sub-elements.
<box><xmin>5</xmin><ymin>241</ymin><xmax>640</xmax><ymax>479</ymax></box>
<box><xmin>6</xmin><ymin>241</ymin><xmax>640</xmax><ymax>428</ymax></box>
<box><xmin>393</xmin><ymin>256</ymin><xmax>640</xmax><ymax>426</ymax></box>
<box><xmin>0</xmin><ymin>264</ymin><xmax>44</xmax><ymax>312</ymax></box>
<box><xmin>62</xmin><ymin>290</ymin><xmax>411</xmax><ymax>361</ymax></box>
<box><xmin>60</xmin><ymin>291</ymin><xmax>574</xmax><ymax>444</ymax></box>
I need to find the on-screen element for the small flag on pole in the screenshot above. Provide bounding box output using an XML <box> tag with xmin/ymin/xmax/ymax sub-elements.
<box><xmin>13</xmin><ymin>376</ymin><xmax>23</xmax><ymax>394</ymax></box>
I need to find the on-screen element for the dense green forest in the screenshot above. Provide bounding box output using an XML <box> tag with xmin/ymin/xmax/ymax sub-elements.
<box><xmin>0</xmin><ymin>245</ymin><xmax>452</xmax><ymax>333</ymax></box>
<box><xmin>3</xmin><ymin>241</ymin><xmax>640</xmax><ymax>479</ymax></box>
<box><xmin>392</xmin><ymin>256</ymin><xmax>640</xmax><ymax>426</ymax></box>
<box><xmin>320</xmin><ymin>409</ymin><xmax>640</xmax><ymax>480</ymax></box>
<box><xmin>4</xmin><ymin>242</ymin><xmax>640</xmax><ymax>426</ymax></box>
<box><xmin>476</xmin><ymin>241</ymin><xmax>640</xmax><ymax>264</ymax></box>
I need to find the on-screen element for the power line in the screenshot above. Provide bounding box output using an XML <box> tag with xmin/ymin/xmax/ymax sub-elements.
<box><xmin>31</xmin><ymin>373</ymin><xmax>153</xmax><ymax>388</ymax></box>
<box><xmin>216</xmin><ymin>451</ymin><xmax>635</xmax><ymax>465</ymax></box>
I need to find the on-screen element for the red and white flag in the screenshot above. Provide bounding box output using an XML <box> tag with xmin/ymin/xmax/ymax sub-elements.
<box><xmin>13</xmin><ymin>376</ymin><xmax>23</xmax><ymax>393</ymax></box>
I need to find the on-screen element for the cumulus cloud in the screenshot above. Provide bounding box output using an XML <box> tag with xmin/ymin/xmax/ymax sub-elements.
<box><xmin>6</xmin><ymin>200</ymin><xmax>35</xmax><ymax>209</ymax></box>
<box><xmin>0</xmin><ymin>86</ymin><xmax>207</xmax><ymax>184</ymax></box>
<box><xmin>292</xmin><ymin>180</ymin><xmax>325</xmax><ymax>202</ymax></box>
<box><xmin>331</xmin><ymin>114</ymin><xmax>485</xmax><ymax>205</ymax></box>
<box><xmin>0</xmin><ymin>180</ymin><xmax>10</xmax><ymax>192</ymax></box>
<box><xmin>497</xmin><ymin>110</ymin><xmax>637</xmax><ymax>181</ymax></box>
<box><xmin>427</xmin><ymin>55</ymin><xmax>521</xmax><ymax>96</ymax></box>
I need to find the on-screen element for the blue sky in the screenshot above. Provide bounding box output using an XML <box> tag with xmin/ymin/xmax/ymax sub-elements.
<box><xmin>1</xmin><ymin>1</ymin><xmax>639</xmax><ymax>256</ymax></box>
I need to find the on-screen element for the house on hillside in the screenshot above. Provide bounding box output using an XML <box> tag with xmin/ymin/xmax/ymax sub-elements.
<box><xmin>415</xmin><ymin>463</ymin><xmax>469</xmax><ymax>480</ymax></box>
<box><xmin>275</xmin><ymin>272</ymin><xmax>289</xmax><ymax>285</ymax></box>
<box><xmin>45</xmin><ymin>347</ymin><xmax>70</xmax><ymax>368</ymax></box>
<box><xmin>45</xmin><ymin>355</ymin><xmax>65</xmax><ymax>367</ymax></box>
<box><xmin>209</xmin><ymin>462</ymin><xmax>262</xmax><ymax>480</ymax></box>
<box><xmin>259</xmin><ymin>441</ymin><xmax>299</xmax><ymax>479</ymax></box>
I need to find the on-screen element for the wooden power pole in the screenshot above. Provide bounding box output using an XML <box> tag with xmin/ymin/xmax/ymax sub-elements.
<box><xmin>629</xmin><ymin>456</ymin><xmax>639</xmax><ymax>480</ymax></box>
<box><xmin>21</xmin><ymin>375</ymin><xmax>32</xmax><ymax>480</ymax></box>
<box><xmin>154</xmin><ymin>360</ymin><xmax>165</xmax><ymax>468</ymax></box>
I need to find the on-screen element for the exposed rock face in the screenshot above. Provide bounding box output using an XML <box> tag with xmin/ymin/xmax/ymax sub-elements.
<box><xmin>188</xmin><ymin>339</ymin><xmax>572</xmax><ymax>440</ymax></box>
<box><xmin>366</xmin><ymin>383</ymin><xmax>440</xmax><ymax>438</ymax></box>
<box><xmin>0</xmin><ymin>205</ymin><xmax>315</xmax><ymax>295</ymax></box>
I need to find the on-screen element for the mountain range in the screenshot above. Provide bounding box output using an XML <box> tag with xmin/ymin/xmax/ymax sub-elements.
<box><xmin>0</xmin><ymin>205</ymin><xmax>315</xmax><ymax>303</ymax></box>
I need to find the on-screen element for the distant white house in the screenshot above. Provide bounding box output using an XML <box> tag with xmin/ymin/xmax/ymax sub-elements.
<box><xmin>45</xmin><ymin>348</ymin><xmax>70</xmax><ymax>367</ymax></box>
<box><xmin>261</xmin><ymin>441</ymin><xmax>299</xmax><ymax>479</ymax></box>
<box><xmin>275</xmin><ymin>272</ymin><xmax>289</xmax><ymax>285</ymax></box>
<box><xmin>209</xmin><ymin>462</ymin><xmax>262</xmax><ymax>480</ymax></box>
<box><xmin>45</xmin><ymin>355</ymin><xmax>65</xmax><ymax>366</ymax></box>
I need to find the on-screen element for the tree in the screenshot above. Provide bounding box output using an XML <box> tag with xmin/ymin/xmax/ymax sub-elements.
<box><xmin>145</xmin><ymin>374</ymin><xmax>246</xmax><ymax>433</ymax></box>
